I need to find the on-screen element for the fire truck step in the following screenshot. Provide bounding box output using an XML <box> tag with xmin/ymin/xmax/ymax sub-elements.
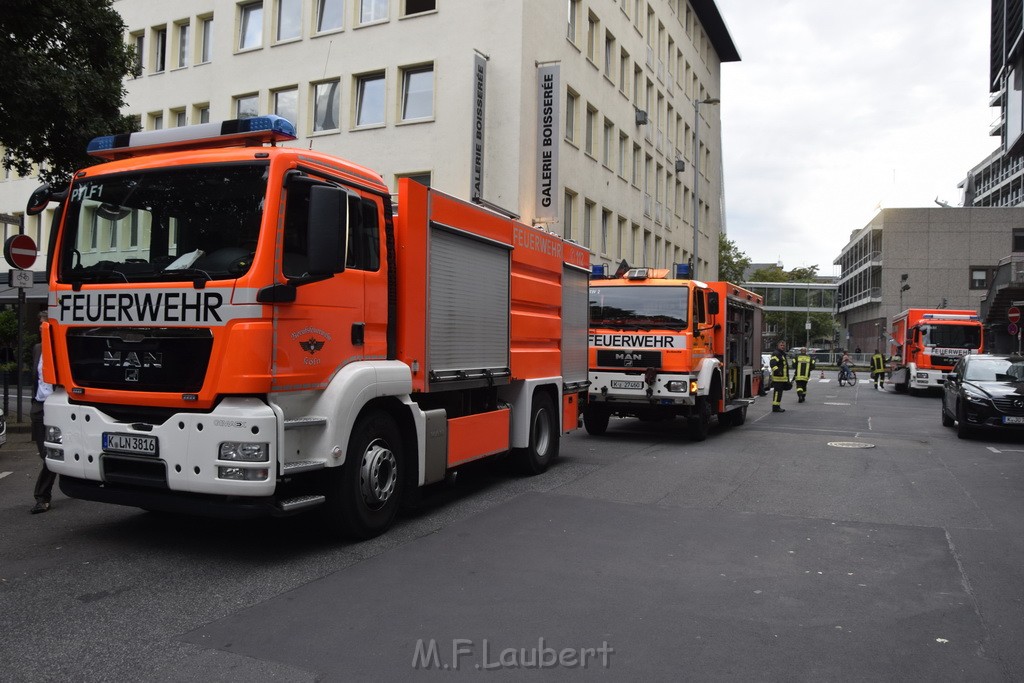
<box><xmin>284</xmin><ymin>417</ymin><xmax>328</xmax><ymax>430</ymax></box>
<box><xmin>277</xmin><ymin>494</ymin><xmax>326</xmax><ymax>512</ymax></box>
<box><xmin>282</xmin><ymin>460</ymin><xmax>328</xmax><ymax>474</ymax></box>
<box><xmin>726</xmin><ymin>398</ymin><xmax>755</xmax><ymax>407</ymax></box>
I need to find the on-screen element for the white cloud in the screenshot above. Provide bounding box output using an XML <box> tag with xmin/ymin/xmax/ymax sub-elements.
<box><xmin>716</xmin><ymin>0</ymin><xmax>996</xmax><ymax>272</ymax></box>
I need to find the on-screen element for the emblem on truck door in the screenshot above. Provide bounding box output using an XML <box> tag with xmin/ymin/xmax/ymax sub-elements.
<box><xmin>299</xmin><ymin>337</ymin><xmax>326</xmax><ymax>354</ymax></box>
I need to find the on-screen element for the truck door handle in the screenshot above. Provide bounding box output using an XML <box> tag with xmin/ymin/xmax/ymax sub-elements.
<box><xmin>352</xmin><ymin>323</ymin><xmax>364</xmax><ymax>346</ymax></box>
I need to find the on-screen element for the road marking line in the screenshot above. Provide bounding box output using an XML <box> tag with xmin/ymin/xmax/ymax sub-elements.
<box><xmin>988</xmin><ymin>447</ymin><xmax>1001</xmax><ymax>453</ymax></box>
<box><xmin>0</xmin><ymin>471</ymin><xmax>11</xmax><ymax>480</ymax></box>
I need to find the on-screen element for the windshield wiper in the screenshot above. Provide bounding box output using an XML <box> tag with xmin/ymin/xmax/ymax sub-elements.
<box><xmin>156</xmin><ymin>267</ymin><xmax>212</xmax><ymax>288</ymax></box>
<box><xmin>67</xmin><ymin>269</ymin><xmax>130</xmax><ymax>290</ymax></box>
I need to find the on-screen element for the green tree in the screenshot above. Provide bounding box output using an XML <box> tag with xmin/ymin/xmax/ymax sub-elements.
<box><xmin>718</xmin><ymin>234</ymin><xmax>751</xmax><ymax>283</ymax></box>
<box><xmin>749</xmin><ymin>266</ymin><xmax>787</xmax><ymax>282</ymax></box>
<box><xmin>0</xmin><ymin>0</ymin><xmax>138</xmax><ymax>185</ymax></box>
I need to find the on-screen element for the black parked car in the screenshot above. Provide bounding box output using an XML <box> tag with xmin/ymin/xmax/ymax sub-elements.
<box><xmin>941</xmin><ymin>354</ymin><xmax>1024</xmax><ymax>439</ymax></box>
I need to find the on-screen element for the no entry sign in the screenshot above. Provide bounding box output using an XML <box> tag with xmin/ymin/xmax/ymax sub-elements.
<box><xmin>1009</xmin><ymin>306</ymin><xmax>1021</xmax><ymax>324</ymax></box>
<box><xmin>4</xmin><ymin>234</ymin><xmax>37</xmax><ymax>269</ymax></box>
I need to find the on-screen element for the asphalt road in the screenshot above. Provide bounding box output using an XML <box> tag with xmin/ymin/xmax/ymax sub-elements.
<box><xmin>2</xmin><ymin>374</ymin><xmax>1022</xmax><ymax>681</ymax></box>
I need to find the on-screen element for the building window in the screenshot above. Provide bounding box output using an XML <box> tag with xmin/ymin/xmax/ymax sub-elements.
<box><xmin>195</xmin><ymin>104</ymin><xmax>211</xmax><ymax>123</ymax></box>
<box><xmin>567</xmin><ymin>0</ymin><xmax>579</xmax><ymax>43</ymax></box>
<box><xmin>154</xmin><ymin>28</ymin><xmax>167</xmax><ymax>72</ymax></box>
<box><xmin>565</xmin><ymin>90</ymin><xmax>577</xmax><ymax>143</ymax></box>
<box><xmin>619</xmin><ymin>49</ymin><xmax>629</xmax><ymax>94</ymax></box>
<box><xmin>586</xmin><ymin>13</ymin><xmax>598</xmax><ymax>63</ymax></box>
<box><xmin>403</xmin><ymin>0</ymin><xmax>435</xmax><ymax>16</ymax></box>
<box><xmin>563</xmin><ymin>190</ymin><xmax>576</xmax><ymax>241</ymax></box>
<box><xmin>1014</xmin><ymin>228</ymin><xmax>1024</xmax><ymax>252</ymax></box>
<box><xmin>969</xmin><ymin>267</ymin><xmax>989</xmax><ymax>290</ymax></box>
<box><xmin>313</xmin><ymin>80</ymin><xmax>340</xmax><ymax>130</ymax></box>
<box><xmin>239</xmin><ymin>2</ymin><xmax>263</xmax><ymax>50</ymax></box>
<box><xmin>601</xmin><ymin>209</ymin><xmax>611</xmax><ymax>254</ymax></box>
<box><xmin>585</xmin><ymin>106</ymin><xmax>596</xmax><ymax>156</ymax></box>
<box><xmin>602</xmin><ymin>119</ymin><xmax>613</xmax><ymax>167</ymax></box>
<box><xmin>316</xmin><ymin>0</ymin><xmax>343</xmax><ymax>32</ymax></box>
<box><xmin>176</xmin><ymin>23</ymin><xmax>190</xmax><ymax>68</ymax></box>
<box><xmin>274</xmin><ymin>87</ymin><xmax>298</xmax><ymax>125</ymax></box>
<box><xmin>236</xmin><ymin>94</ymin><xmax>259</xmax><ymax>119</ymax></box>
<box><xmin>200</xmin><ymin>16</ymin><xmax>214</xmax><ymax>62</ymax></box>
<box><xmin>277</xmin><ymin>0</ymin><xmax>302</xmax><ymax>40</ymax></box>
<box><xmin>173</xmin><ymin>109</ymin><xmax>187</xmax><ymax>127</ymax></box>
<box><xmin>131</xmin><ymin>33</ymin><xmax>144</xmax><ymax>77</ymax></box>
<box><xmin>400</xmin><ymin>65</ymin><xmax>433</xmax><ymax>121</ymax></box>
<box><xmin>618</xmin><ymin>132</ymin><xmax>627</xmax><ymax>177</ymax></box>
<box><xmin>360</xmin><ymin>0</ymin><xmax>387</xmax><ymax>24</ymax></box>
<box><xmin>356</xmin><ymin>72</ymin><xmax>386</xmax><ymax>126</ymax></box>
<box><xmin>583</xmin><ymin>200</ymin><xmax>594</xmax><ymax>248</ymax></box>
<box><xmin>397</xmin><ymin>171</ymin><xmax>431</xmax><ymax>186</ymax></box>
<box><xmin>151</xmin><ymin>112</ymin><xmax>164</xmax><ymax>130</ymax></box>
<box><xmin>604</xmin><ymin>31</ymin><xmax>614</xmax><ymax>79</ymax></box>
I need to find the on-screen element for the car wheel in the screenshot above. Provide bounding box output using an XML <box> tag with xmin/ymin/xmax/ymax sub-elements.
<box><xmin>941</xmin><ymin>397</ymin><xmax>954</xmax><ymax>427</ymax></box>
<box><xmin>956</xmin><ymin>400</ymin><xmax>973</xmax><ymax>440</ymax></box>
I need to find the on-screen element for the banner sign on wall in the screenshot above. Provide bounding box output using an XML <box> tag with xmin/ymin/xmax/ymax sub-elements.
<box><xmin>535</xmin><ymin>64</ymin><xmax>560</xmax><ymax>222</ymax></box>
<box><xmin>471</xmin><ymin>53</ymin><xmax>487</xmax><ymax>202</ymax></box>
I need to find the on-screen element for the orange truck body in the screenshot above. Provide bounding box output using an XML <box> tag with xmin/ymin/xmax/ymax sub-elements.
<box><xmin>887</xmin><ymin>308</ymin><xmax>984</xmax><ymax>393</ymax></box>
<box><xmin>585</xmin><ymin>268</ymin><xmax>763</xmax><ymax>439</ymax></box>
<box><xmin>33</xmin><ymin>117</ymin><xmax>589</xmax><ymax>537</ymax></box>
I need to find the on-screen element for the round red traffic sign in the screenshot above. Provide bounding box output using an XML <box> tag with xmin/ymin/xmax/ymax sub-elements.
<box><xmin>1009</xmin><ymin>307</ymin><xmax>1021</xmax><ymax>324</ymax></box>
<box><xmin>3</xmin><ymin>234</ymin><xmax>37</xmax><ymax>269</ymax></box>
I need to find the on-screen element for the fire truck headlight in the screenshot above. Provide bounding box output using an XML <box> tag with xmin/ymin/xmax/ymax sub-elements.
<box><xmin>218</xmin><ymin>466</ymin><xmax>269</xmax><ymax>481</ymax></box>
<box><xmin>666</xmin><ymin>381</ymin><xmax>688</xmax><ymax>392</ymax></box>
<box><xmin>45</xmin><ymin>447</ymin><xmax>64</xmax><ymax>461</ymax></box>
<box><xmin>219</xmin><ymin>442</ymin><xmax>270</xmax><ymax>462</ymax></box>
<box><xmin>689</xmin><ymin>380</ymin><xmax>699</xmax><ymax>394</ymax></box>
<box><xmin>45</xmin><ymin>425</ymin><xmax>63</xmax><ymax>444</ymax></box>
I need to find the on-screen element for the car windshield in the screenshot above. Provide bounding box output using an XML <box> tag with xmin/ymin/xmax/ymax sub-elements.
<box><xmin>964</xmin><ymin>358</ymin><xmax>1024</xmax><ymax>382</ymax></box>
<box><xmin>589</xmin><ymin>285</ymin><xmax>688</xmax><ymax>329</ymax></box>
<box><xmin>924</xmin><ymin>324</ymin><xmax>981</xmax><ymax>349</ymax></box>
<box><xmin>57</xmin><ymin>162</ymin><xmax>269</xmax><ymax>284</ymax></box>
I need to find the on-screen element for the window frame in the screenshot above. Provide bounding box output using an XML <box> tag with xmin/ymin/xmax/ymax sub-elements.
<box><xmin>399</xmin><ymin>64</ymin><xmax>434</xmax><ymax>122</ymax></box>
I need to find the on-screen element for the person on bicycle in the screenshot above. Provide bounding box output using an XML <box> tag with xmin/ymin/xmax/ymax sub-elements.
<box><xmin>769</xmin><ymin>339</ymin><xmax>791</xmax><ymax>413</ymax></box>
<box><xmin>839</xmin><ymin>351</ymin><xmax>853</xmax><ymax>384</ymax></box>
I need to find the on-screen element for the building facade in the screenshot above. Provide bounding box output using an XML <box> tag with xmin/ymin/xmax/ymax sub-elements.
<box><xmin>833</xmin><ymin>207</ymin><xmax>1024</xmax><ymax>353</ymax></box>
<box><xmin>0</xmin><ymin>0</ymin><xmax>739</xmax><ymax>304</ymax></box>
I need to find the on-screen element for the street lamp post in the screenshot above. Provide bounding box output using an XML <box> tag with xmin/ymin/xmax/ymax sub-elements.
<box><xmin>692</xmin><ymin>97</ymin><xmax>719</xmax><ymax>280</ymax></box>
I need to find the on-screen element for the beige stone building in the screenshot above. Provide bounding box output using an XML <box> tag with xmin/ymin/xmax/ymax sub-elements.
<box><xmin>0</xmin><ymin>0</ymin><xmax>739</xmax><ymax>305</ymax></box>
<box><xmin>834</xmin><ymin>207</ymin><xmax>1024</xmax><ymax>353</ymax></box>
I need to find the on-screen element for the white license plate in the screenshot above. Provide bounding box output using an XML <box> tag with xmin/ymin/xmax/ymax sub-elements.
<box><xmin>103</xmin><ymin>432</ymin><xmax>158</xmax><ymax>456</ymax></box>
<box><xmin>1002</xmin><ymin>416</ymin><xmax>1024</xmax><ymax>425</ymax></box>
<box><xmin>610</xmin><ymin>380</ymin><xmax>644</xmax><ymax>390</ymax></box>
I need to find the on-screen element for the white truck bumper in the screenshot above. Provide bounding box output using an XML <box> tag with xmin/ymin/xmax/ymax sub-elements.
<box><xmin>588</xmin><ymin>370</ymin><xmax>695</xmax><ymax>406</ymax></box>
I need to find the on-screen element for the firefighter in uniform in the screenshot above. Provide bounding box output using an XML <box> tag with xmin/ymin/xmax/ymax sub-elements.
<box><xmin>793</xmin><ymin>347</ymin><xmax>816</xmax><ymax>403</ymax></box>
<box><xmin>871</xmin><ymin>349</ymin><xmax>887</xmax><ymax>390</ymax></box>
<box><xmin>769</xmin><ymin>339</ymin><xmax>791</xmax><ymax>413</ymax></box>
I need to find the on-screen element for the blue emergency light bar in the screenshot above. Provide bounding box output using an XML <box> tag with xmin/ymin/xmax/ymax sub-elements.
<box><xmin>87</xmin><ymin>115</ymin><xmax>297</xmax><ymax>159</ymax></box>
<box><xmin>591</xmin><ymin>264</ymin><xmax>608</xmax><ymax>277</ymax></box>
<box><xmin>673</xmin><ymin>263</ymin><xmax>691</xmax><ymax>278</ymax></box>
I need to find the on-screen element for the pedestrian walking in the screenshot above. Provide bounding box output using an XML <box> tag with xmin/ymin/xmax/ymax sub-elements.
<box><xmin>769</xmin><ymin>339</ymin><xmax>791</xmax><ymax>413</ymax></box>
<box><xmin>793</xmin><ymin>347</ymin><xmax>816</xmax><ymax>403</ymax></box>
<box><xmin>871</xmin><ymin>349</ymin><xmax>887</xmax><ymax>390</ymax></box>
<box><xmin>31</xmin><ymin>311</ymin><xmax>55</xmax><ymax>514</ymax></box>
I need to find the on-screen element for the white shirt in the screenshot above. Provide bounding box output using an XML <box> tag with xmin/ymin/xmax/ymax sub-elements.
<box><xmin>35</xmin><ymin>355</ymin><xmax>53</xmax><ymax>402</ymax></box>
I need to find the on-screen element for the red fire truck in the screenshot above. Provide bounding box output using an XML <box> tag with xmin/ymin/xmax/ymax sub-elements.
<box><xmin>888</xmin><ymin>308</ymin><xmax>984</xmax><ymax>394</ymax></box>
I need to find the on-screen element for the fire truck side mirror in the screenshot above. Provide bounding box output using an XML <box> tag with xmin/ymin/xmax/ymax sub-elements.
<box><xmin>26</xmin><ymin>182</ymin><xmax>67</xmax><ymax>216</ymax></box>
<box><xmin>707</xmin><ymin>292</ymin><xmax>720</xmax><ymax>316</ymax></box>
<box><xmin>307</xmin><ymin>185</ymin><xmax>350</xmax><ymax>276</ymax></box>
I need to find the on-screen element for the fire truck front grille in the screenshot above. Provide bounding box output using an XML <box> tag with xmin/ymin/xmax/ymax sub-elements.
<box><xmin>67</xmin><ymin>328</ymin><xmax>213</xmax><ymax>393</ymax></box>
<box><xmin>595</xmin><ymin>350</ymin><xmax>662</xmax><ymax>368</ymax></box>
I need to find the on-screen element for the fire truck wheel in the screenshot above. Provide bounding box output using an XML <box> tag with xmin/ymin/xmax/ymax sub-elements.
<box><xmin>721</xmin><ymin>405</ymin><xmax>746</xmax><ymax>427</ymax></box>
<box><xmin>688</xmin><ymin>397</ymin><xmax>711</xmax><ymax>441</ymax></box>
<box><xmin>583</xmin><ymin>405</ymin><xmax>610</xmax><ymax>435</ymax></box>
<box><xmin>515</xmin><ymin>392</ymin><xmax>559</xmax><ymax>475</ymax></box>
<box><xmin>327</xmin><ymin>410</ymin><xmax>404</xmax><ymax>539</ymax></box>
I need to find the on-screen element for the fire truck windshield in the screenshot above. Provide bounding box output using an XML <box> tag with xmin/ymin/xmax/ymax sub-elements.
<box><xmin>57</xmin><ymin>163</ymin><xmax>269</xmax><ymax>284</ymax></box>
<box><xmin>922</xmin><ymin>324</ymin><xmax>981</xmax><ymax>349</ymax></box>
<box><xmin>589</xmin><ymin>285</ymin><xmax>688</xmax><ymax>330</ymax></box>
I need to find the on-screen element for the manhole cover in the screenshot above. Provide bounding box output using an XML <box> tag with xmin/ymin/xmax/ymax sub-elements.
<box><xmin>828</xmin><ymin>442</ymin><xmax>875</xmax><ymax>449</ymax></box>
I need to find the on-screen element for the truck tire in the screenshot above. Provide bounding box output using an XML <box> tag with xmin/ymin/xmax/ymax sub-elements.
<box><xmin>720</xmin><ymin>405</ymin><xmax>746</xmax><ymax>427</ymax></box>
<box><xmin>583</xmin><ymin>404</ymin><xmax>610</xmax><ymax>435</ymax></box>
<box><xmin>688</xmin><ymin>396</ymin><xmax>711</xmax><ymax>441</ymax></box>
<box><xmin>514</xmin><ymin>392</ymin><xmax>559</xmax><ymax>475</ymax></box>
<box><xmin>327</xmin><ymin>410</ymin><xmax>404</xmax><ymax>539</ymax></box>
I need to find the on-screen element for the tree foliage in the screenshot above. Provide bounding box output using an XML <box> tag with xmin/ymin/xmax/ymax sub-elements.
<box><xmin>0</xmin><ymin>0</ymin><xmax>138</xmax><ymax>185</ymax></box>
<box><xmin>717</xmin><ymin>234</ymin><xmax>751</xmax><ymax>283</ymax></box>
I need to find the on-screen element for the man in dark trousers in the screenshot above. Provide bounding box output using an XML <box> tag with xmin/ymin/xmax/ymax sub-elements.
<box><xmin>793</xmin><ymin>347</ymin><xmax>816</xmax><ymax>403</ymax></box>
<box><xmin>31</xmin><ymin>311</ymin><xmax>55</xmax><ymax>514</ymax></box>
<box><xmin>769</xmin><ymin>339</ymin><xmax>791</xmax><ymax>413</ymax></box>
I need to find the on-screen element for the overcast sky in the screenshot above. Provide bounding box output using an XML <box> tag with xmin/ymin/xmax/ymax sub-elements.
<box><xmin>713</xmin><ymin>0</ymin><xmax>996</xmax><ymax>275</ymax></box>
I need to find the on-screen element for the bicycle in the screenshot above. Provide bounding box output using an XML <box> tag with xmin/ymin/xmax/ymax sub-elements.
<box><xmin>837</xmin><ymin>366</ymin><xmax>857</xmax><ymax>387</ymax></box>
